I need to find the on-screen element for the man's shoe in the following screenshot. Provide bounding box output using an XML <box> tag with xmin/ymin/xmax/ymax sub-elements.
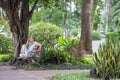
<box><xmin>11</xmin><ymin>66</ymin><xmax>17</xmax><ymax>70</ymax></box>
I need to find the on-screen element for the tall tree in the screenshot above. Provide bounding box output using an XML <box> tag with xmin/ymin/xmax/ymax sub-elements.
<box><xmin>63</xmin><ymin>0</ymin><xmax>67</xmax><ymax>38</ymax></box>
<box><xmin>78</xmin><ymin>0</ymin><xmax>93</xmax><ymax>55</ymax></box>
<box><xmin>0</xmin><ymin>0</ymin><xmax>38</xmax><ymax>57</ymax></box>
<box><xmin>105</xmin><ymin>0</ymin><xmax>112</xmax><ymax>32</ymax></box>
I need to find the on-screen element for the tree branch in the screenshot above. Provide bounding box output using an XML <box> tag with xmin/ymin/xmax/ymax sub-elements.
<box><xmin>29</xmin><ymin>0</ymin><xmax>39</xmax><ymax>18</ymax></box>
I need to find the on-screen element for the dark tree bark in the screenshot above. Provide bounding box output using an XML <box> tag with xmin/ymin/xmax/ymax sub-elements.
<box><xmin>0</xmin><ymin>0</ymin><xmax>38</xmax><ymax>58</ymax></box>
<box><xmin>78</xmin><ymin>0</ymin><xmax>93</xmax><ymax>55</ymax></box>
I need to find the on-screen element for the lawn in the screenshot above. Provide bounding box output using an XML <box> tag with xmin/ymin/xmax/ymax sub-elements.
<box><xmin>49</xmin><ymin>72</ymin><xmax>98</xmax><ymax>80</ymax></box>
<box><xmin>49</xmin><ymin>72</ymin><xmax>120</xmax><ymax>80</ymax></box>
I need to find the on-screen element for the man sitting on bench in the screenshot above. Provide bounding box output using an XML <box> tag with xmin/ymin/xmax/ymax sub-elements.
<box><xmin>19</xmin><ymin>36</ymin><xmax>42</xmax><ymax>58</ymax></box>
<box><xmin>12</xmin><ymin>36</ymin><xmax>42</xmax><ymax>70</ymax></box>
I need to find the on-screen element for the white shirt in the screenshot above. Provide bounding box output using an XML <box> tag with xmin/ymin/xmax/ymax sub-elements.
<box><xmin>27</xmin><ymin>42</ymin><xmax>42</xmax><ymax>54</ymax></box>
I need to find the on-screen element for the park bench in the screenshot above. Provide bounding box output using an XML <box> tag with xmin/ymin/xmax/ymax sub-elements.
<box><xmin>10</xmin><ymin>45</ymin><xmax>42</xmax><ymax>69</ymax></box>
<box><xmin>18</xmin><ymin>45</ymin><xmax>42</xmax><ymax>67</ymax></box>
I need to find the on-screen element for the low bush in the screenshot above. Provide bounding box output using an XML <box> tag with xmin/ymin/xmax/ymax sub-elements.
<box><xmin>40</xmin><ymin>36</ymin><xmax>80</xmax><ymax>64</ymax></box>
<box><xmin>40</xmin><ymin>46</ymin><xmax>76</xmax><ymax>64</ymax></box>
<box><xmin>0</xmin><ymin>54</ymin><xmax>13</xmax><ymax>62</ymax></box>
<box><xmin>106</xmin><ymin>31</ymin><xmax>120</xmax><ymax>44</ymax></box>
<box><xmin>77</xmin><ymin>57</ymin><xmax>93</xmax><ymax>65</ymax></box>
<box><xmin>53</xmin><ymin>36</ymin><xmax>80</xmax><ymax>64</ymax></box>
<box><xmin>56</xmin><ymin>36</ymin><xmax>79</xmax><ymax>55</ymax></box>
<box><xmin>92</xmin><ymin>30</ymin><xmax>101</xmax><ymax>40</ymax></box>
<box><xmin>0</xmin><ymin>34</ymin><xmax>13</xmax><ymax>53</ymax></box>
<box><xmin>71</xmin><ymin>29</ymin><xmax>79</xmax><ymax>37</ymax></box>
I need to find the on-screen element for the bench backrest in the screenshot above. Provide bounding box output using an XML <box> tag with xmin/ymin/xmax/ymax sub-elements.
<box><xmin>34</xmin><ymin>45</ymin><xmax>42</xmax><ymax>58</ymax></box>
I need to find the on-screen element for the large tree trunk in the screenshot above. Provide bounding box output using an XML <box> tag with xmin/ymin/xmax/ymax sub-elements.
<box><xmin>4</xmin><ymin>0</ymin><xmax>29</xmax><ymax>58</ymax></box>
<box><xmin>0</xmin><ymin>0</ymin><xmax>38</xmax><ymax>59</ymax></box>
<box><xmin>106</xmin><ymin>0</ymin><xmax>112</xmax><ymax>32</ymax></box>
<box><xmin>78</xmin><ymin>0</ymin><xmax>93</xmax><ymax>55</ymax></box>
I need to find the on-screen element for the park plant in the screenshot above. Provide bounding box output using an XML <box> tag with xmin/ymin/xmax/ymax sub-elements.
<box><xmin>93</xmin><ymin>39</ymin><xmax>120</xmax><ymax>80</ymax></box>
<box><xmin>92</xmin><ymin>30</ymin><xmax>101</xmax><ymax>40</ymax></box>
<box><xmin>106</xmin><ymin>31</ymin><xmax>120</xmax><ymax>44</ymax></box>
<box><xmin>29</xmin><ymin>21</ymin><xmax>62</xmax><ymax>46</ymax></box>
<box><xmin>40</xmin><ymin>36</ymin><xmax>79</xmax><ymax>64</ymax></box>
<box><xmin>29</xmin><ymin>21</ymin><xmax>66</xmax><ymax>64</ymax></box>
<box><xmin>71</xmin><ymin>29</ymin><xmax>79</xmax><ymax>37</ymax></box>
<box><xmin>0</xmin><ymin>54</ymin><xmax>13</xmax><ymax>62</ymax></box>
<box><xmin>0</xmin><ymin>34</ymin><xmax>13</xmax><ymax>54</ymax></box>
<box><xmin>56</xmin><ymin>36</ymin><xmax>79</xmax><ymax>54</ymax></box>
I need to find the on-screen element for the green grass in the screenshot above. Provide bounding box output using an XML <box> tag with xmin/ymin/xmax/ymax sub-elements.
<box><xmin>49</xmin><ymin>72</ymin><xmax>98</xmax><ymax>80</ymax></box>
<box><xmin>49</xmin><ymin>72</ymin><xmax>120</xmax><ymax>80</ymax></box>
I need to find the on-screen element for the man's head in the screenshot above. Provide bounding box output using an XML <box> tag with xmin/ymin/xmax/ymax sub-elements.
<box><xmin>29</xmin><ymin>36</ymin><xmax>35</xmax><ymax>42</ymax></box>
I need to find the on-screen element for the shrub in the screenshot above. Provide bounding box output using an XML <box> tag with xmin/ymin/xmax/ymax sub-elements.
<box><xmin>106</xmin><ymin>31</ymin><xmax>120</xmax><ymax>44</ymax></box>
<box><xmin>45</xmin><ymin>36</ymin><xmax>80</xmax><ymax>64</ymax></box>
<box><xmin>55</xmin><ymin>36</ymin><xmax>81</xmax><ymax>59</ymax></box>
<box><xmin>0</xmin><ymin>54</ymin><xmax>13</xmax><ymax>62</ymax></box>
<box><xmin>29</xmin><ymin>22</ymin><xmax>63</xmax><ymax>64</ymax></box>
<box><xmin>40</xmin><ymin>50</ymin><xmax>75</xmax><ymax>64</ymax></box>
<box><xmin>29</xmin><ymin>21</ymin><xmax>62</xmax><ymax>46</ymax></box>
<box><xmin>39</xmin><ymin>36</ymin><xmax>78</xmax><ymax>64</ymax></box>
<box><xmin>0</xmin><ymin>34</ymin><xmax>13</xmax><ymax>53</ymax></box>
<box><xmin>93</xmin><ymin>39</ymin><xmax>120</xmax><ymax>79</ymax></box>
<box><xmin>71</xmin><ymin>29</ymin><xmax>79</xmax><ymax>36</ymax></box>
<box><xmin>56</xmin><ymin>36</ymin><xmax>79</xmax><ymax>53</ymax></box>
<box><xmin>77</xmin><ymin>57</ymin><xmax>93</xmax><ymax>65</ymax></box>
<box><xmin>92</xmin><ymin>30</ymin><xmax>101</xmax><ymax>40</ymax></box>
<box><xmin>53</xmin><ymin>46</ymin><xmax>76</xmax><ymax>64</ymax></box>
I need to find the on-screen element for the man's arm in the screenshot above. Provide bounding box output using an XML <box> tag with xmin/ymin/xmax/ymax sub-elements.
<box><xmin>34</xmin><ymin>42</ymin><xmax>42</xmax><ymax>51</ymax></box>
<box><xmin>26</xmin><ymin>38</ymin><xmax>30</xmax><ymax>46</ymax></box>
<box><xmin>27</xmin><ymin>42</ymin><xmax>42</xmax><ymax>53</ymax></box>
<box><xmin>36</xmin><ymin>42</ymin><xmax>42</xmax><ymax>48</ymax></box>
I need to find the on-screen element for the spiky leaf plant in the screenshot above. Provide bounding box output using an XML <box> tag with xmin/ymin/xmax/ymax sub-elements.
<box><xmin>93</xmin><ymin>39</ymin><xmax>120</xmax><ymax>80</ymax></box>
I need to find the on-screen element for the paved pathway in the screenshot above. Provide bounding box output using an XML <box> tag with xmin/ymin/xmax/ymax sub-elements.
<box><xmin>0</xmin><ymin>66</ymin><xmax>89</xmax><ymax>80</ymax></box>
<box><xmin>92</xmin><ymin>38</ymin><xmax>105</xmax><ymax>53</ymax></box>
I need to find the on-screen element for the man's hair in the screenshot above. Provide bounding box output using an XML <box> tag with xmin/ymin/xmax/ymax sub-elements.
<box><xmin>31</xmin><ymin>36</ymin><xmax>35</xmax><ymax>41</ymax></box>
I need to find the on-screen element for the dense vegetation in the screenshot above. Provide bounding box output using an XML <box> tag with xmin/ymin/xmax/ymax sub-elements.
<box><xmin>0</xmin><ymin>0</ymin><xmax>120</xmax><ymax>79</ymax></box>
<box><xmin>93</xmin><ymin>39</ymin><xmax>120</xmax><ymax>79</ymax></box>
<box><xmin>0</xmin><ymin>34</ymin><xmax>13</xmax><ymax>54</ymax></box>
